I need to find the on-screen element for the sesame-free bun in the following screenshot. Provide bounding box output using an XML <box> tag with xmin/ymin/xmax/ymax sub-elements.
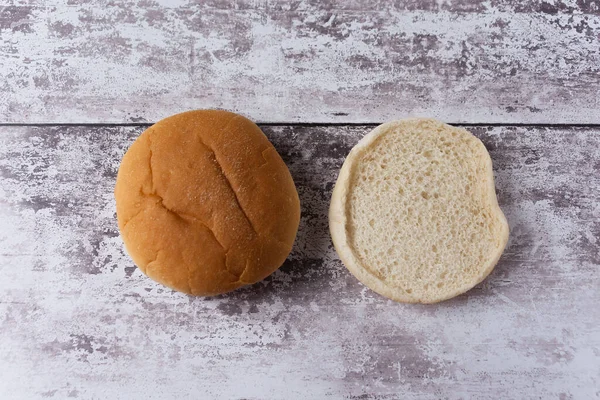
<box><xmin>329</xmin><ymin>118</ymin><xmax>509</xmax><ymax>303</ymax></box>
<box><xmin>115</xmin><ymin>110</ymin><xmax>300</xmax><ymax>296</ymax></box>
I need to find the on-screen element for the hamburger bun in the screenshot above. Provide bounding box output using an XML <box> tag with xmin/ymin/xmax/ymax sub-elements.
<box><xmin>115</xmin><ymin>110</ymin><xmax>300</xmax><ymax>296</ymax></box>
<box><xmin>329</xmin><ymin>118</ymin><xmax>509</xmax><ymax>303</ymax></box>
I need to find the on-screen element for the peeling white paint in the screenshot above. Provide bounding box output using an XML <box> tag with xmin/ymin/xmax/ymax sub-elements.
<box><xmin>0</xmin><ymin>125</ymin><xmax>598</xmax><ymax>399</ymax></box>
<box><xmin>0</xmin><ymin>2</ymin><xmax>599</xmax><ymax>123</ymax></box>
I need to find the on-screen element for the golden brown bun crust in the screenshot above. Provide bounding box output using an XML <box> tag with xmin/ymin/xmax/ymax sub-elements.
<box><xmin>114</xmin><ymin>110</ymin><xmax>300</xmax><ymax>296</ymax></box>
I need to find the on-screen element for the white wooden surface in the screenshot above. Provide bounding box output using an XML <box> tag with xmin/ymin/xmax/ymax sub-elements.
<box><xmin>0</xmin><ymin>1</ymin><xmax>599</xmax><ymax>123</ymax></box>
<box><xmin>1</xmin><ymin>1</ymin><xmax>600</xmax><ymax>399</ymax></box>
<box><xmin>0</xmin><ymin>125</ymin><xmax>599</xmax><ymax>399</ymax></box>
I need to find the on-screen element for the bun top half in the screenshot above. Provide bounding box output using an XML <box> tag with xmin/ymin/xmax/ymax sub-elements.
<box><xmin>115</xmin><ymin>110</ymin><xmax>300</xmax><ymax>296</ymax></box>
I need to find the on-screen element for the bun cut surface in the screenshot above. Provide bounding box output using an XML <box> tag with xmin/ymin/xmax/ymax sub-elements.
<box><xmin>329</xmin><ymin>118</ymin><xmax>509</xmax><ymax>303</ymax></box>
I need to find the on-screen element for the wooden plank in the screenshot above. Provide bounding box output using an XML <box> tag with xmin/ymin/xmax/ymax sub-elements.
<box><xmin>0</xmin><ymin>124</ymin><xmax>598</xmax><ymax>398</ymax></box>
<box><xmin>1</xmin><ymin>2</ymin><xmax>599</xmax><ymax>124</ymax></box>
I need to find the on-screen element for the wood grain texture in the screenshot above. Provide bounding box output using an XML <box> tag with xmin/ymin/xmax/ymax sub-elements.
<box><xmin>1</xmin><ymin>1</ymin><xmax>599</xmax><ymax>124</ymax></box>
<box><xmin>0</xmin><ymin>124</ymin><xmax>598</xmax><ymax>399</ymax></box>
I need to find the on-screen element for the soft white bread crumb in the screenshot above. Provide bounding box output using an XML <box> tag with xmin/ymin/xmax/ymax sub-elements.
<box><xmin>329</xmin><ymin>118</ymin><xmax>509</xmax><ymax>303</ymax></box>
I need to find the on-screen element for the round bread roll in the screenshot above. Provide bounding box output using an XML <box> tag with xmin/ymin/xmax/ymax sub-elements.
<box><xmin>329</xmin><ymin>118</ymin><xmax>509</xmax><ymax>303</ymax></box>
<box><xmin>115</xmin><ymin>110</ymin><xmax>300</xmax><ymax>296</ymax></box>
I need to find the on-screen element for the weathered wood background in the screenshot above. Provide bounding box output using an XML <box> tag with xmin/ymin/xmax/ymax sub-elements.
<box><xmin>1</xmin><ymin>1</ymin><xmax>599</xmax><ymax>400</ymax></box>
<box><xmin>1</xmin><ymin>125</ymin><xmax>599</xmax><ymax>398</ymax></box>
<box><xmin>1</xmin><ymin>1</ymin><xmax>600</xmax><ymax>123</ymax></box>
